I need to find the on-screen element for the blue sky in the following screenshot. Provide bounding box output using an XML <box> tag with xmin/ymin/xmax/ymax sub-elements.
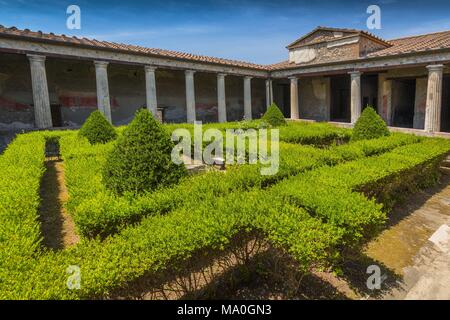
<box><xmin>0</xmin><ymin>0</ymin><xmax>450</xmax><ymax>64</ymax></box>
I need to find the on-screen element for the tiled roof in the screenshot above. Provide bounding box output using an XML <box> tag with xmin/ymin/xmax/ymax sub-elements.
<box><xmin>271</xmin><ymin>30</ymin><xmax>450</xmax><ymax>71</ymax></box>
<box><xmin>286</xmin><ymin>26</ymin><xmax>391</xmax><ymax>49</ymax></box>
<box><xmin>1</xmin><ymin>25</ymin><xmax>450</xmax><ymax>72</ymax></box>
<box><xmin>0</xmin><ymin>25</ymin><xmax>268</xmax><ymax>71</ymax></box>
<box><xmin>368</xmin><ymin>30</ymin><xmax>450</xmax><ymax>57</ymax></box>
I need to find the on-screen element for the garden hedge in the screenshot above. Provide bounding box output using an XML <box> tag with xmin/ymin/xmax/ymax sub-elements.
<box><xmin>79</xmin><ymin>110</ymin><xmax>117</xmax><ymax>144</ymax></box>
<box><xmin>1</xmin><ymin>131</ymin><xmax>448</xmax><ymax>299</ymax></box>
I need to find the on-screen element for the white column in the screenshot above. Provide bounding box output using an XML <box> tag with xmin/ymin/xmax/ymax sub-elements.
<box><xmin>424</xmin><ymin>64</ymin><xmax>444</xmax><ymax>133</ymax></box>
<box><xmin>94</xmin><ymin>61</ymin><xmax>112</xmax><ymax>123</ymax></box>
<box><xmin>265</xmin><ymin>79</ymin><xmax>273</xmax><ymax>108</ymax></box>
<box><xmin>27</xmin><ymin>54</ymin><xmax>52</xmax><ymax>128</ymax></box>
<box><xmin>244</xmin><ymin>76</ymin><xmax>252</xmax><ymax>120</ymax></box>
<box><xmin>217</xmin><ymin>73</ymin><xmax>227</xmax><ymax>123</ymax></box>
<box><xmin>145</xmin><ymin>66</ymin><xmax>158</xmax><ymax>117</ymax></box>
<box><xmin>290</xmin><ymin>77</ymin><xmax>299</xmax><ymax>119</ymax></box>
<box><xmin>185</xmin><ymin>70</ymin><xmax>196</xmax><ymax>123</ymax></box>
<box><xmin>349</xmin><ymin>71</ymin><xmax>362</xmax><ymax>124</ymax></box>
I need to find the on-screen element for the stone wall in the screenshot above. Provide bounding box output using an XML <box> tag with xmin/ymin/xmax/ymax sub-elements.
<box><xmin>299</xmin><ymin>77</ymin><xmax>330</xmax><ymax>121</ymax></box>
<box><xmin>0</xmin><ymin>52</ymin><xmax>266</xmax><ymax>128</ymax></box>
<box><xmin>0</xmin><ymin>53</ymin><xmax>34</xmax><ymax>129</ymax></box>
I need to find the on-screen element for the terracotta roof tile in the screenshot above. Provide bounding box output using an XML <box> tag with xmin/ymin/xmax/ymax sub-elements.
<box><xmin>0</xmin><ymin>25</ymin><xmax>268</xmax><ymax>71</ymax></box>
<box><xmin>1</xmin><ymin>25</ymin><xmax>450</xmax><ymax>72</ymax></box>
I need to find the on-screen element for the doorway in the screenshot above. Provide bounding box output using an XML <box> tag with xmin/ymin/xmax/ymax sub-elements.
<box><xmin>392</xmin><ymin>79</ymin><xmax>416</xmax><ymax>128</ymax></box>
<box><xmin>50</xmin><ymin>104</ymin><xmax>62</xmax><ymax>127</ymax></box>
<box><xmin>441</xmin><ymin>75</ymin><xmax>450</xmax><ymax>132</ymax></box>
<box><xmin>330</xmin><ymin>75</ymin><xmax>350</xmax><ymax>122</ymax></box>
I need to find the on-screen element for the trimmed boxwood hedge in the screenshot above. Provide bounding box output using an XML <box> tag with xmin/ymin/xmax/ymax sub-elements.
<box><xmin>103</xmin><ymin>109</ymin><xmax>187</xmax><ymax>195</ymax></box>
<box><xmin>261</xmin><ymin>103</ymin><xmax>287</xmax><ymax>126</ymax></box>
<box><xmin>1</xmin><ymin>132</ymin><xmax>449</xmax><ymax>299</ymax></box>
<box><xmin>351</xmin><ymin>106</ymin><xmax>390</xmax><ymax>142</ymax></box>
<box><xmin>60</xmin><ymin>131</ymin><xmax>420</xmax><ymax>238</ymax></box>
<box><xmin>79</xmin><ymin>110</ymin><xmax>117</xmax><ymax>144</ymax></box>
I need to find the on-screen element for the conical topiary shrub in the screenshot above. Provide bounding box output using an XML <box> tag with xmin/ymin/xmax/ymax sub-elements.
<box><xmin>79</xmin><ymin>110</ymin><xmax>117</xmax><ymax>144</ymax></box>
<box><xmin>351</xmin><ymin>106</ymin><xmax>390</xmax><ymax>141</ymax></box>
<box><xmin>102</xmin><ymin>109</ymin><xmax>187</xmax><ymax>195</ymax></box>
<box><xmin>261</xmin><ymin>103</ymin><xmax>287</xmax><ymax>126</ymax></box>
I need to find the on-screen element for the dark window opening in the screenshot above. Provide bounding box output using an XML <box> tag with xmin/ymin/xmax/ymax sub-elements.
<box><xmin>330</xmin><ymin>75</ymin><xmax>350</xmax><ymax>122</ymax></box>
<box><xmin>392</xmin><ymin>79</ymin><xmax>416</xmax><ymax>128</ymax></box>
<box><xmin>50</xmin><ymin>104</ymin><xmax>62</xmax><ymax>127</ymax></box>
<box><xmin>441</xmin><ymin>76</ymin><xmax>450</xmax><ymax>132</ymax></box>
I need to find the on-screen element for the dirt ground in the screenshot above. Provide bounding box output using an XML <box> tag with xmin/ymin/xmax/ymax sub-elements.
<box><xmin>38</xmin><ymin>157</ymin><xmax>79</xmax><ymax>249</ymax></box>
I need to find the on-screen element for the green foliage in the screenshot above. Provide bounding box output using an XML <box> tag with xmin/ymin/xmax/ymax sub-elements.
<box><xmin>279</xmin><ymin>122</ymin><xmax>352</xmax><ymax>146</ymax></box>
<box><xmin>261</xmin><ymin>103</ymin><xmax>287</xmax><ymax>126</ymax></box>
<box><xmin>79</xmin><ymin>110</ymin><xmax>117</xmax><ymax>144</ymax></box>
<box><xmin>102</xmin><ymin>109</ymin><xmax>187</xmax><ymax>195</ymax></box>
<box><xmin>351</xmin><ymin>106</ymin><xmax>390</xmax><ymax>141</ymax></box>
<box><xmin>2</xmin><ymin>125</ymin><xmax>450</xmax><ymax>299</ymax></box>
<box><xmin>66</xmin><ymin>132</ymin><xmax>420</xmax><ymax>239</ymax></box>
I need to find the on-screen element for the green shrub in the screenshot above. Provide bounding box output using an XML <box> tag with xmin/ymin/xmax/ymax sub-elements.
<box><xmin>102</xmin><ymin>109</ymin><xmax>187</xmax><ymax>195</ymax></box>
<box><xmin>68</xmin><ymin>132</ymin><xmax>418</xmax><ymax>239</ymax></box>
<box><xmin>279</xmin><ymin>122</ymin><xmax>351</xmax><ymax>146</ymax></box>
<box><xmin>351</xmin><ymin>106</ymin><xmax>390</xmax><ymax>141</ymax></box>
<box><xmin>79</xmin><ymin>110</ymin><xmax>117</xmax><ymax>144</ymax></box>
<box><xmin>261</xmin><ymin>103</ymin><xmax>287</xmax><ymax>126</ymax></box>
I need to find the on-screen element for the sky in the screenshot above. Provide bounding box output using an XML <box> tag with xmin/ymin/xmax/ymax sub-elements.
<box><xmin>0</xmin><ymin>0</ymin><xmax>450</xmax><ymax>64</ymax></box>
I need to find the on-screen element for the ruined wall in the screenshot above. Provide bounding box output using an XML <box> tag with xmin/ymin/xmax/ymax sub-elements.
<box><xmin>299</xmin><ymin>77</ymin><xmax>330</xmax><ymax>121</ymax></box>
<box><xmin>289</xmin><ymin>40</ymin><xmax>360</xmax><ymax>65</ymax></box>
<box><xmin>0</xmin><ymin>53</ymin><xmax>34</xmax><ymax>129</ymax></box>
<box><xmin>46</xmin><ymin>58</ymin><xmax>97</xmax><ymax>126</ymax></box>
<box><xmin>290</xmin><ymin>30</ymin><xmax>356</xmax><ymax>48</ymax></box>
<box><xmin>359</xmin><ymin>37</ymin><xmax>388</xmax><ymax>57</ymax></box>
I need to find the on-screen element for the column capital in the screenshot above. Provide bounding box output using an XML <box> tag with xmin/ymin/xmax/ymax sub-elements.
<box><xmin>94</xmin><ymin>60</ymin><xmax>109</xmax><ymax>68</ymax></box>
<box><xmin>27</xmin><ymin>54</ymin><xmax>46</xmax><ymax>63</ymax></box>
<box><xmin>426</xmin><ymin>64</ymin><xmax>444</xmax><ymax>72</ymax></box>
<box><xmin>185</xmin><ymin>69</ymin><xmax>196</xmax><ymax>75</ymax></box>
<box><xmin>349</xmin><ymin>70</ymin><xmax>362</xmax><ymax>77</ymax></box>
<box><xmin>144</xmin><ymin>65</ymin><xmax>157</xmax><ymax>72</ymax></box>
<box><xmin>244</xmin><ymin>75</ymin><xmax>253</xmax><ymax>80</ymax></box>
<box><xmin>217</xmin><ymin>73</ymin><xmax>227</xmax><ymax>78</ymax></box>
<box><xmin>288</xmin><ymin>76</ymin><xmax>298</xmax><ymax>81</ymax></box>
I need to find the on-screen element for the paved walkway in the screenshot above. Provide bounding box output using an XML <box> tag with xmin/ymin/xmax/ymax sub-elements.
<box><xmin>364</xmin><ymin>175</ymin><xmax>450</xmax><ymax>299</ymax></box>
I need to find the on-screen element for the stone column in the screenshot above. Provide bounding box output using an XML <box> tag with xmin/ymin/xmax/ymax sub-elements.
<box><xmin>265</xmin><ymin>79</ymin><xmax>273</xmax><ymax>108</ymax></box>
<box><xmin>290</xmin><ymin>77</ymin><xmax>299</xmax><ymax>119</ymax></box>
<box><xmin>145</xmin><ymin>66</ymin><xmax>158</xmax><ymax>117</ymax></box>
<box><xmin>424</xmin><ymin>64</ymin><xmax>444</xmax><ymax>132</ymax></box>
<box><xmin>94</xmin><ymin>61</ymin><xmax>112</xmax><ymax>123</ymax></box>
<box><xmin>349</xmin><ymin>71</ymin><xmax>362</xmax><ymax>124</ymax></box>
<box><xmin>378</xmin><ymin>74</ymin><xmax>392</xmax><ymax>126</ymax></box>
<box><xmin>244</xmin><ymin>76</ymin><xmax>252</xmax><ymax>120</ymax></box>
<box><xmin>27</xmin><ymin>54</ymin><xmax>52</xmax><ymax>128</ymax></box>
<box><xmin>217</xmin><ymin>73</ymin><xmax>227</xmax><ymax>123</ymax></box>
<box><xmin>185</xmin><ymin>70</ymin><xmax>196</xmax><ymax>123</ymax></box>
